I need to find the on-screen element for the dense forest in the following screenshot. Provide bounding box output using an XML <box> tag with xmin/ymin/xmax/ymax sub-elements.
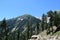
<box><xmin>0</xmin><ymin>10</ymin><xmax>60</xmax><ymax>40</ymax></box>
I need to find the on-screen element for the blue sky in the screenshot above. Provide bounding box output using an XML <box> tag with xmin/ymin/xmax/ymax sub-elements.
<box><xmin>0</xmin><ymin>0</ymin><xmax>60</xmax><ymax>20</ymax></box>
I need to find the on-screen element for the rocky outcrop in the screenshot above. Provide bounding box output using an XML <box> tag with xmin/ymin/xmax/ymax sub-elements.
<box><xmin>39</xmin><ymin>35</ymin><xmax>60</xmax><ymax>40</ymax></box>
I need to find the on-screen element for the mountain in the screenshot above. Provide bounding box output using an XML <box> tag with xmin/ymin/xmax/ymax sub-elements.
<box><xmin>6</xmin><ymin>14</ymin><xmax>41</xmax><ymax>34</ymax></box>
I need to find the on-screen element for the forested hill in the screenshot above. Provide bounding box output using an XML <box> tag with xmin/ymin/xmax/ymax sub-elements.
<box><xmin>0</xmin><ymin>11</ymin><xmax>60</xmax><ymax>40</ymax></box>
<box><xmin>0</xmin><ymin>14</ymin><xmax>41</xmax><ymax>40</ymax></box>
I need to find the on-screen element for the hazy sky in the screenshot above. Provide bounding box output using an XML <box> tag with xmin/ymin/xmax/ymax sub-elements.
<box><xmin>0</xmin><ymin>0</ymin><xmax>60</xmax><ymax>20</ymax></box>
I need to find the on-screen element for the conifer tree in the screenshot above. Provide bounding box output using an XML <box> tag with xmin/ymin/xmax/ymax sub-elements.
<box><xmin>36</xmin><ymin>22</ymin><xmax>39</xmax><ymax>35</ymax></box>
<box><xmin>1</xmin><ymin>18</ymin><xmax>8</xmax><ymax>40</ymax></box>
<box><xmin>41</xmin><ymin>14</ymin><xmax>45</xmax><ymax>31</ymax></box>
<box><xmin>26</xmin><ymin>17</ymin><xmax>30</xmax><ymax>40</ymax></box>
<box><xmin>47</xmin><ymin>11</ymin><xmax>54</xmax><ymax>34</ymax></box>
<box><xmin>17</xmin><ymin>31</ymin><xmax>20</xmax><ymax>40</ymax></box>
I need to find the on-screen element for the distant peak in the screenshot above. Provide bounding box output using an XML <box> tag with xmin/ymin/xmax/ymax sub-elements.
<box><xmin>22</xmin><ymin>14</ymin><xmax>32</xmax><ymax>16</ymax></box>
<box><xmin>21</xmin><ymin>14</ymin><xmax>34</xmax><ymax>18</ymax></box>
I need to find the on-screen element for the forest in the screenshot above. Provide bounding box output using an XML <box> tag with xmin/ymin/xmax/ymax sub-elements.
<box><xmin>0</xmin><ymin>10</ymin><xmax>60</xmax><ymax>40</ymax></box>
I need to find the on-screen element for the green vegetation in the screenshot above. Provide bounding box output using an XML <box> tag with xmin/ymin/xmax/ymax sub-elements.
<box><xmin>54</xmin><ymin>31</ymin><xmax>60</xmax><ymax>35</ymax></box>
<box><xmin>0</xmin><ymin>10</ymin><xmax>60</xmax><ymax>40</ymax></box>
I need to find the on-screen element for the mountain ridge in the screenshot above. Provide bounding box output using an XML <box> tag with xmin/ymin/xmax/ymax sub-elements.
<box><xmin>5</xmin><ymin>14</ymin><xmax>41</xmax><ymax>34</ymax></box>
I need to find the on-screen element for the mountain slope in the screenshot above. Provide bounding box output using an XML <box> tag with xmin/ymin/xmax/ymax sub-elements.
<box><xmin>6</xmin><ymin>14</ymin><xmax>41</xmax><ymax>34</ymax></box>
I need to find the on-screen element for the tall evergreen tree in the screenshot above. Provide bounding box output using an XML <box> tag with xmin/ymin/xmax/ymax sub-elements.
<box><xmin>17</xmin><ymin>31</ymin><xmax>20</xmax><ymax>40</ymax></box>
<box><xmin>1</xmin><ymin>18</ymin><xmax>8</xmax><ymax>40</ymax></box>
<box><xmin>29</xmin><ymin>17</ymin><xmax>32</xmax><ymax>38</ymax></box>
<box><xmin>35</xmin><ymin>22</ymin><xmax>40</xmax><ymax>35</ymax></box>
<box><xmin>26</xmin><ymin>17</ymin><xmax>30</xmax><ymax>40</ymax></box>
<box><xmin>41</xmin><ymin>14</ymin><xmax>46</xmax><ymax>31</ymax></box>
<box><xmin>44</xmin><ymin>15</ymin><xmax>47</xmax><ymax>29</ymax></box>
<box><xmin>54</xmin><ymin>11</ymin><xmax>59</xmax><ymax>26</ymax></box>
<box><xmin>47</xmin><ymin>11</ymin><xmax>54</xmax><ymax>34</ymax></box>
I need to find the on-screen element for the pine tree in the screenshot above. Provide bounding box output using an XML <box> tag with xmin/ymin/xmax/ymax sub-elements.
<box><xmin>44</xmin><ymin>15</ymin><xmax>47</xmax><ymax>29</ymax></box>
<box><xmin>35</xmin><ymin>22</ymin><xmax>39</xmax><ymax>35</ymax></box>
<box><xmin>1</xmin><ymin>18</ymin><xmax>8</xmax><ymax>40</ymax></box>
<box><xmin>54</xmin><ymin>11</ymin><xmax>58</xmax><ymax>26</ymax></box>
<box><xmin>47</xmin><ymin>10</ymin><xmax>54</xmax><ymax>35</ymax></box>
<box><xmin>41</xmin><ymin>14</ymin><xmax>45</xmax><ymax>31</ymax></box>
<box><xmin>17</xmin><ymin>31</ymin><xmax>20</xmax><ymax>40</ymax></box>
<box><xmin>26</xmin><ymin>17</ymin><xmax>30</xmax><ymax>40</ymax></box>
<box><xmin>29</xmin><ymin>17</ymin><xmax>32</xmax><ymax>38</ymax></box>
